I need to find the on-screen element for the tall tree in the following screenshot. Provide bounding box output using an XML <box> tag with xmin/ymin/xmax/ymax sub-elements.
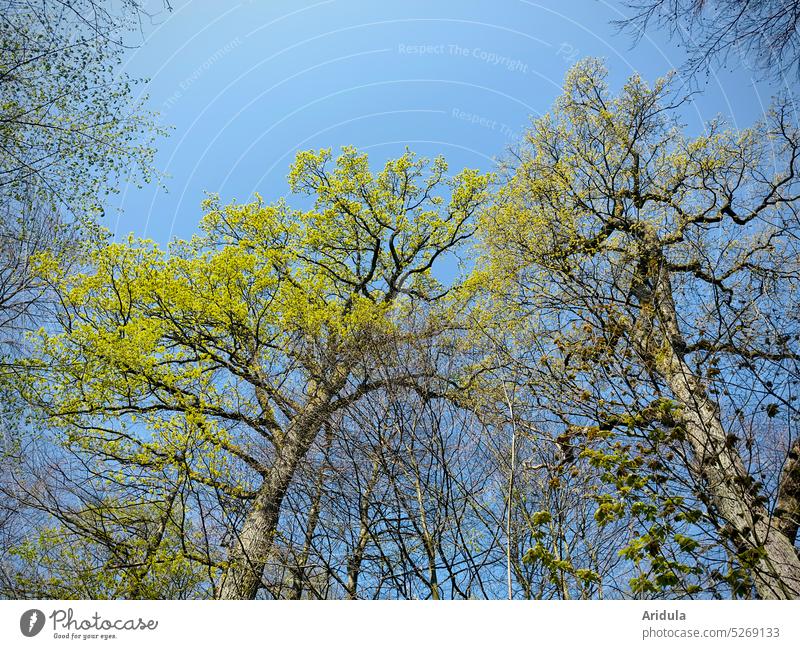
<box><xmin>480</xmin><ymin>59</ymin><xmax>800</xmax><ymax>598</ymax></box>
<box><xmin>0</xmin><ymin>2</ymin><xmax>167</xmax><ymax>580</ymax></box>
<box><xmin>19</xmin><ymin>147</ymin><xmax>492</xmax><ymax>600</ymax></box>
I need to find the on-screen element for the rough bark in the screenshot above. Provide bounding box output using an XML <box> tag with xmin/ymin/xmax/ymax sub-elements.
<box><xmin>637</xmin><ymin>246</ymin><xmax>800</xmax><ymax>599</ymax></box>
<box><xmin>775</xmin><ymin>438</ymin><xmax>800</xmax><ymax>547</ymax></box>
<box><xmin>661</xmin><ymin>351</ymin><xmax>800</xmax><ymax>598</ymax></box>
<box><xmin>216</xmin><ymin>386</ymin><xmax>338</xmax><ymax>600</ymax></box>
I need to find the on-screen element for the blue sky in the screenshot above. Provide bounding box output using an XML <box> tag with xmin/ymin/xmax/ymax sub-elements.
<box><xmin>113</xmin><ymin>0</ymin><xmax>789</xmax><ymax>244</ymax></box>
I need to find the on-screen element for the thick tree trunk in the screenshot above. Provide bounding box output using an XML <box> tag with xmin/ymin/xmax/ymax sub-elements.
<box><xmin>216</xmin><ymin>388</ymin><xmax>338</xmax><ymax>600</ymax></box>
<box><xmin>642</xmin><ymin>253</ymin><xmax>800</xmax><ymax>599</ymax></box>
<box><xmin>660</xmin><ymin>350</ymin><xmax>800</xmax><ymax>597</ymax></box>
<box><xmin>775</xmin><ymin>438</ymin><xmax>800</xmax><ymax>547</ymax></box>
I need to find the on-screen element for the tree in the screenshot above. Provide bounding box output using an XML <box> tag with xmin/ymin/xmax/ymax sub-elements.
<box><xmin>0</xmin><ymin>1</ymin><xmax>169</xmax><ymax>589</ymax></box>
<box><xmin>0</xmin><ymin>195</ymin><xmax>74</xmax><ymax>588</ymax></box>
<box><xmin>0</xmin><ymin>0</ymin><xmax>169</xmax><ymax>349</ymax></box>
<box><xmin>618</xmin><ymin>0</ymin><xmax>800</xmax><ymax>80</ymax></box>
<box><xmin>480</xmin><ymin>59</ymin><xmax>800</xmax><ymax>598</ymax></box>
<box><xmin>1</xmin><ymin>0</ymin><xmax>168</xmax><ymax>216</ymax></box>
<box><xmin>19</xmin><ymin>147</ymin><xmax>493</xmax><ymax>600</ymax></box>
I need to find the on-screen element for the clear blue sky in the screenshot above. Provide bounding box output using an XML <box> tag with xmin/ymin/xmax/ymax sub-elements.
<box><xmin>112</xmin><ymin>0</ymin><xmax>789</xmax><ymax>244</ymax></box>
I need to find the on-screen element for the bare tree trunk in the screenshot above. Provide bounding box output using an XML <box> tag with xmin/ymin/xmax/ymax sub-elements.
<box><xmin>408</xmin><ymin>453</ymin><xmax>441</xmax><ymax>600</ymax></box>
<box><xmin>345</xmin><ymin>525</ymin><xmax>370</xmax><ymax>599</ymax></box>
<box><xmin>502</xmin><ymin>380</ymin><xmax>517</xmax><ymax>600</ymax></box>
<box><xmin>346</xmin><ymin>462</ymin><xmax>379</xmax><ymax>599</ymax></box>
<box><xmin>216</xmin><ymin>388</ymin><xmax>337</xmax><ymax>600</ymax></box>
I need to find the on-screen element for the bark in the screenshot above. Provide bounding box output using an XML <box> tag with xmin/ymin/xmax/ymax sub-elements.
<box><xmin>288</xmin><ymin>430</ymin><xmax>330</xmax><ymax>600</ymax></box>
<box><xmin>661</xmin><ymin>351</ymin><xmax>800</xmax><ymax>598</ymax></box>
<box><xmin>775</xmin><ymin>438</ymin><xmax>800</xmax><ymax>546</ymax></box>
<box><xmin>216</xmin><ymin>384</ymin><xmax>340</xmax><ymax>600</ymax></box>
<box><xmin>637</xmin><ymin>246</ymin><xmax>800</xmax><ymax>599</ymax></box>
<box><xmin>345</xmin><ymin>525</ymin><xmax>370</xmax><ymax>599</ymax></box>
<box><xmin>345</xmin><ymin>462</ymin><xmax>379</xmax><ymax>599</ymax></box>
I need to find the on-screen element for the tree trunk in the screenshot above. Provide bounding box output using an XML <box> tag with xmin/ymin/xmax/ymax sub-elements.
<box><xmin>345</xmin><ymin>525</ymin><xmax>370</xmax><ymax>599</ymax></box>
<box><xmin>216</xmin><ymin>388</ymin><xmax>338</xmax><ymax>600</ymax></box>
<box><xmin>775</xmin><ymin>438</ymin><xmax>800</xmax><ymax>547</ymax></box>
<box><xmin>640</xmin><ymin>250</ymin><xmax>800</xmax><ymax>599</ymax></box>
<box><xmin>345</xmin><ymin>461</ymin><xmax>379</xmax><ymax>599</ymax></box>
<box><xmin>661</xmin><ymin>349</ymin><xmax>800</xmax><ymax>597</ymax></box>
<box><xmin>288</xmin><ymin>434</ymin><xmax>329</xmax><ymax>600</ymax></box>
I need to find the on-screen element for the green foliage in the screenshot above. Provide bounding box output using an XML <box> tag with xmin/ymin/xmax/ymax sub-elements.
<box><xmin>6</xmin><ymin>512</ymin><xmax>211</xmax><ymax>599</ymax></box>
<box><xmin>581</xmin><ymin>423</ymin><xmax>709</xmax><ymax>597</ymax></box>
<box><xmin>16</xmin><ymin>146</ymin><xmax>493</xmax><ymax>598</ymax></box>
<box><xmin>8</xmin><ymin>54</ymin><xmax>796</xmax><ymax>600</ymax></box>
<box><xmin>0</xmin><ymin>1</ymin><xmax>166</xmax><ymax>217</ymax></box>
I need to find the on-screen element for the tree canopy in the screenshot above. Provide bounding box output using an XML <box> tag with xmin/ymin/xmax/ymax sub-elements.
<box><xmin>4</xmin><ymin>60</ymin><xmax>800</xmax><ymax>600</ymax></box>
<box><xmin>480</xmin><ymin>58</ymin><xmax>800</xmax><ymax>598</ymax></box>
<box><xmin>15</xmin><ymin>147</ymin><xmax>492</xmax><ymax>599</ymax></box>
